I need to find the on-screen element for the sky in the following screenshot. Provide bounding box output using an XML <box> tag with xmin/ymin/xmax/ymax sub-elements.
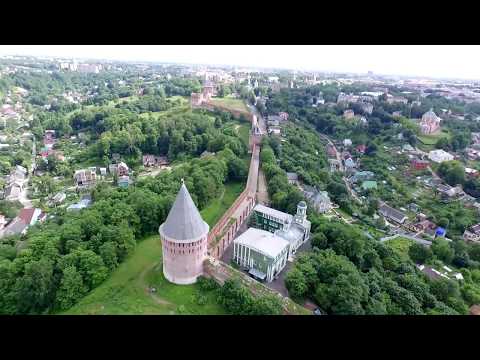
<box><xmin>1</xmin><ymin>45</ymin><xmax>480</xmax><ymax>80</ymax></box>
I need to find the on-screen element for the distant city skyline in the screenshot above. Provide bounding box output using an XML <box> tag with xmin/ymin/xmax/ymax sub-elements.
<box><xmin>1</xmin><ymin>45</ymin><xmax>480</xmax><ymax>81</ymax></box>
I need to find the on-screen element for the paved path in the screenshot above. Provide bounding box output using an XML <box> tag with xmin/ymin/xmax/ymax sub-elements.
<box><xmin>380</xmin><ymin>233</ymin><xmax>432</xmax><ymax>246</ymax></box>
<box><xmin>256</xmin><ymin>168</ymin><xmax>269</xmax><ymax>205</ymax></box>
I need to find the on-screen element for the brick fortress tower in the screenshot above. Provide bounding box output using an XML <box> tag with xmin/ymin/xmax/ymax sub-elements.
<box><xmin>159</xmin><ymin>179</ymin><xmax>210</xmax><ymax>285</ymax></box>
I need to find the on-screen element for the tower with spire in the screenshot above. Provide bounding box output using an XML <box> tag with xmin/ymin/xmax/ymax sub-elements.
<box><xmin>159</xmin><ymin>179</ymin><xmax>210</xmax><ymax>285</ymax></box>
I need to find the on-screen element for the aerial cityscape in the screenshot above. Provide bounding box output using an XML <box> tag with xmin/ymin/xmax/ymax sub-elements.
<box><xmin>2</xmin><ymin>45</ymin><xmax>480</xmax><ymax>315</ymax></box>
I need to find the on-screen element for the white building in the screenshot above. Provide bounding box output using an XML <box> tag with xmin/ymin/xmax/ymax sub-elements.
<box><xmin>428</xmin><ymin>149</ymin><xmax>454</xmax><ymax>163</ymax></box>
<box><xmin>233</xmin><ymin>228</ymin><xmax>289</xmax><ymax>282</ymax></box>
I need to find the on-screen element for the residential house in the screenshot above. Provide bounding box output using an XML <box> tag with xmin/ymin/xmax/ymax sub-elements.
<box><xmin>52</xmin><ymin>192</ymin><xmax>66</xmax><ymax>205</ymax></box>
<box><xmin>267</xmin><ymin>119</ymin><xmax>280</xmax><ymax>127</ymax></box>
<box><xmin>74</xmin><ymin>169</ymin><xmax>97</xmax><ymax>188</ymax></box>
<box><xmin>67</xmin><ymin>196</ymin><xmax>92</xmax><ymax>212</ymax></box>
<box><xmin>378</xmin><ymin>203</ymin><xmax>408</xmax><ymax>224</ymax></box>
<box><xmin>392</xmin><ymin>111</ymin><xmax>402</xmax><ymax>117</ymax></box>
<box><xmin>356</xmin><ymin>144</ymin><xmax>367</xmax><ymax>154</ymax></box>
<box><xmin>463</xmin><ymin>223</ymin><xmax>480</xmax><ymax>244</ymax></box>
<box><xmin>18</xmin><ymin>208</ymin><xmax>43</xmax><ymax>227</ymax></box>
<box><xmin>343</xmin><ymin>109</ymin><xmax>355</xmax><ymax>119</ymax></box>
<box><xmin>117</xmin><ymin>162</ymin><xmax>129</xmax><ymax>176</ymax></box>
<box><xmin>44</xmin><ymin>130</ymin><xmax>56</xmax><ymax>147</ymax></box>
<box><xmin>286</xmin><ymin>172</ymin><xmax>299</xmax><ymax>185</ymax></box>
<box><xmin>326</xmin><ymin>144</ymin><xmax>337</xmax><ymax>158</ymax></box>
<box><xmin>344</xmin><ymin>157</ymin><xmax>356</xmax><ymax>170</ymax></box>
<box><xmin>118</xmin><ymin>175</ymin><xmax>130</xmax><ymax>188</ymax></box>
<box><xmin>436</xmin><ymin>184</ymin><xmax>465</xmax><ymax>200</ymax></box>
<box><xmin>465</xmin><ymin>167</ymin><xmax>479</xmax><ymax>178</ymax></box>
<box><xmin>0</xmin><ymin>208</ymin><xmax>44</xmax><ymax>238</ymax></box>
<box><xmin>411</xmin><ymin>158</ymin><xmax>429</xmax><ymax>170</ymax></box>
<box><xmin>303</xmin><ymin>185</ymin><xmax>332</xmax><ymax>214</ymax></box>
<box><xmin>343</xmin><ymin>139</ymin><xmax>352</xmax><ymax>147</ymax></box>
<box><xmin>108</xmin><ymin>164</ymin><xmax>118</xmax><ymax>174</ymax></box>
<box><xmin>268</xmin><ymin>127</ymin><xmax>281</xmax><ymax>136</ymax></box>
<box><xmin>4</xmin><ymin>182</ymin><xmax>22</xmax><ymax>201</ymax></box>
<box><xmin>351</xmin><ymin>171</ymin><xmax>374</xmax><ymax>183</ymax></box>
<box><xmin>1</xmin><ymin>217</ymin><xmax>28</xmax><ymax>237</ymax></box>
<box><xmin>412</xmin><ymin>219</ymin><xmax>438</xmax><ymax>236</ymax></box>
<box><xmin>428</xmin><ymin>149</ymin><xmax>454</xmax><ymax>163</ymax></box>
<box><xmin>328</xmin><ymin>159</ymin><xmax>342</xmax><ymax>172</ymax></box>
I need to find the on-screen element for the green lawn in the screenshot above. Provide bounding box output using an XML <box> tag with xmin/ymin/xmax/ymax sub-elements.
<box><xmin>237</xmin><ymin>123</ymin><xmax>250</xmax><ymax>148</ymax></box>
<box><xmin>209</xmin><ymin>97</ymin><xmax>249</xmax><ymax>113</ymax></box>
<box><xmin>417</xmin><ymin>129</ymin><xmax>450</xmax><ymax>148</ymax></box>
<box><xmin>63</xmin><ymin>235</ymin><xmax>225</xmax><ymax>315</ymax></box>
<box><xmin>200</xmin><ymin>181</ymin><xmax>245</xmax><ymax>227</ymax></box>
<box><xmin>384</xmin><ymin>237</ymin><xmax>415</xmax><ymax>261</ymax></box>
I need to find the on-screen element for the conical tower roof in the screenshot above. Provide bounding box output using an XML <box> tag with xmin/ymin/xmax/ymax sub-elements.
<box><xmin>160</xmin><ymin>181</ymin><xmax>209</xmax><ymax>241</ymax></box>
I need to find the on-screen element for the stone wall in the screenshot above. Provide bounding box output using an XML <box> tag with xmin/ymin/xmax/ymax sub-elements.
<box><xmin>203</xmin><ymin>257</ymin><xmax>309</xmax><ymax>315</ymax></box>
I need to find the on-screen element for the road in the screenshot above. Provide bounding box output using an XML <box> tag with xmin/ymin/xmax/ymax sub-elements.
<box><xmin>318</xmin><ymin>131</ymin><xmax>362</xmax><ymax>203</ymax></box>
<box><xmin>318</xmin><ymin>132</ymin><xmax>344</xmax><ymax>171</ymax></box>
<box><xmin>257</xmin><ymin>169</ymin><xmax>270</xmax><ymax>205</ymax></box>
<box><xmin>18</xmin><ymin>138</ymin><xmax>35</xmax><ymax>208</ymax></box>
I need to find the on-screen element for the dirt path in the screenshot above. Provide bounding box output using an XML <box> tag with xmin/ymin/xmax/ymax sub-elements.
<box><xmin>138</xmin><ymin>263</ymin><xmax>173</xmax><ymax>306</ymax></box>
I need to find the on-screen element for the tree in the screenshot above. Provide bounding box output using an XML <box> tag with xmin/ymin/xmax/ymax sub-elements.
<box><xmin>284</xmin><ymin>267</ymin><xmax>308</xmax><ymax>299</ymax></box>
<box><xmin>408</xmin><ymin>243</ymin><xmax>433</xmax><ymax>264</ymax></box>
<box><xmin>227</xmin><ymin>157</ymin><xmax>248</xmax><ymax>181</ymax></box>
<box><xmin>14</xmin><ymin>259</ymin><xmax>54</xmax><ymax>314</ymax></box>
<box><xmin>429</xmin><ymin>278</ymin><xmax>460</xmax><ymax>303</ymax></box>
<box><xmin>435</xmin><ymin>137</ymin><xmax>450</xmax><ymax>150</ymax></box>
<box><xmin>251</xmin><ymin>294</ymin><xmax>283</xmax><ymax>315</ymax></box>
<box><xmin>431</xmin><ymin>238</ymin><xmax>454</xmax><ymax>264</ymax></box>
<box><xmin>218</xmin><ymin>279</ymin><xmax>254</xmax><ymax>315</ymax></box>
<box><xmin>437</xmin><ymin>161</ymin><xmax>465</xmax><ymax>186</ymax></box>
<box><xmin>99</xmin><ymin>242</ymin><xmax>118</xmax><ymax>271</ymax></box>
<box><xmin>55</xmin><ymin>266</ymin><xmax>87</xmax><ymax>310</ymax></box>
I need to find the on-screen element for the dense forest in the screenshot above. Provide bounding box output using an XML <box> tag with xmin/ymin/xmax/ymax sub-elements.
<box><xmin>285</xmin><ymin>216</ymin><xmax>480</xmax><ymax>314</ymax></box>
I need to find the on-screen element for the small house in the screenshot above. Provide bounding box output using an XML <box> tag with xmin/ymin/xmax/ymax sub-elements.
<box><xmin>117</xmin><ymin>162</ymin><xmax>129</xmax><ymax>176</ymax></box>
<box><xmin>378</xmin><ymin>203</ymin><xmax>407</xmax><ymax>224</ymax></box>
<box><xmin>118</xmin><ymin>175</ymin><xmax>130</xmax><ymax>188</ymax></box>
<box><xmin>286</xmin><ymin>172</ymin><xmax>299</xmax><ymax>185</ymax></box>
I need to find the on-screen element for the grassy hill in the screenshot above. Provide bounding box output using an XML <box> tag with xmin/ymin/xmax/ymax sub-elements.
<box><xmin>209</xmin><ymin>97</ymin><xmax>249</xmax><ymax>113</ymax></box>
<box><xmin>63</xmin><ymin>235</ymin><xmax>226</xmax><ymax>315</ymax></box>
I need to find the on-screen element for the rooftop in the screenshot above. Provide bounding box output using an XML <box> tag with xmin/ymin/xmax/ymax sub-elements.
<box><xmin>254</xmin><ymin>204</ymin><xmax>293</xmax><ymax>223</ymax></box>
<box><xmin>160</xmin><ymin>182</ymin><xmax>209</xmax><ymax>241</ymax></box>
<box><xmin>234</xmin><ymin>228</ymin><xmax>289</xmax><ymax>259</ymax></box>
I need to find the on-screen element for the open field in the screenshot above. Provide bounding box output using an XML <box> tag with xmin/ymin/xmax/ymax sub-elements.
<box><xmin>209</xmin><ymin>97</ymin><xmax>249</xmax><ymax>113</ymax></box>
<box><xmin>200</xmin><ymin>181</ymin><xmax>245</xmax><ymax>227</ymax></box>
<box><xmin>417</xmin><ymin>128</ymin><xmax>451</xmax><ymax>148</ymax></box>
<box><xmin>384</xmin><ymin>237</ymin><xmax>414</xmax><ymax>261</ymax></box>
<box><xmin>63</xmin><ymin>235</ymin><xmax>225</xmax><ymax>315</ymax></box>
